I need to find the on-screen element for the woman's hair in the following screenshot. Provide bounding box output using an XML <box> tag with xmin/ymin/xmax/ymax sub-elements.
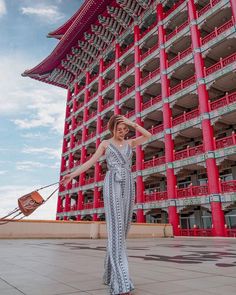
<box><xmin>107</xmin><ymin>114</ymin><xmax>129</xmax><ymax>136</ymax></box>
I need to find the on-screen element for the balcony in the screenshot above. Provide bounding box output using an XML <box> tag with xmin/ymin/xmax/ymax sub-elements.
<box><xmin>143</xmin><ymin>180</ymin><xmax>236</xmax><ymax>203</ymax></box>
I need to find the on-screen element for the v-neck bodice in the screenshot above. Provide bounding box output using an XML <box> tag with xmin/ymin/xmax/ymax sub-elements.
<box><xmin>105</xmin><ymin>140</ymin><xmax>133</xmax><ymax>175</ymax></box>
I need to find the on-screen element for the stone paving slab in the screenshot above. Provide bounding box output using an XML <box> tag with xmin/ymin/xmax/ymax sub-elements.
<box><xmin>0</xmin><ymin>237</ymin><xmax>236</xmax><ymax>295</ymax></box>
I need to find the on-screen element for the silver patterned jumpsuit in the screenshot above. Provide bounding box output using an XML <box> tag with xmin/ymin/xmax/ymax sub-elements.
<box><xmin>103</xmin><ymin>141</ymin><xmax>136</xmax><ymax>295</ymax></box>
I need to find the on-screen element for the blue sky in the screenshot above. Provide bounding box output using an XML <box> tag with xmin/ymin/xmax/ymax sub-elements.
<box><xmin>0</xmin><ymin>0</ymin><xmax>82</xmax><ymax>219</ymax></box>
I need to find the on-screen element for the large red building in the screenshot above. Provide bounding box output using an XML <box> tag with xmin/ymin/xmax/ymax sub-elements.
<box><xmin>23</xmin><ymin>0</ymin><xmax>236</xmax><ymax>237</ymax></box>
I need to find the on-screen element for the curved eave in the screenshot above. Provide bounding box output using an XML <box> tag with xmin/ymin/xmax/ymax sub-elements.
<box><xmin>22</xmin><ymin>0</ymin><xmax>113</xmax><ymax>79</ymax></box>
<box><xmin>22</xmin><ymin>73</ymin><xmax>68</xmax><ymax>89</ymax></box>
<box><xmin>47</xmin><ymin>1</ymin><xmax>86</xmax><ymax>39</ymax></box>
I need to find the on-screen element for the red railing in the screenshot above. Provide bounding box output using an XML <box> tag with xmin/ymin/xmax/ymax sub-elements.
<box><xmin>97</xmin><ymin>200</ymin><xmax>104</xmax><ymax>208</ymax></box>
<box><xmin>172</xmin><ymin>108</ymin><xmax>199</xmax><ymax>126</ymax></box>
<box><xmin>221</xmin><ymin>180</ymin><xmax>236</xmax><ymax>193</ymax></box>
<box><xmin>179</xmin><ymin>229</ymin><xmax>213</xmax><ymax>236</ymax></box>
<box><xmin>141</xmin><ymin>68</ymin><xmax>160</xmax><ymax>84</ymax></box>
<box><xmin>103</xmin><ymin>59</ymin><xmax>114</xmax><ymax>71</ymax></box>
<box><xmin>76</xmin><ymin>101</ymin><xmax>84</xmax><ymax>112</ymax></box>
<box><xmin>177</xmin><ymin>184</ymin><xmax>208</xmax><ymax>198</ymax></box>
<box><xmin>169</xmin><ymin>47</ymin><xmax>192</xmax><ymax>67</ymax></box>
<box><xmin>205</xmin><ymin>52</ymin><xmax>236</xmax><ymax>75</ymax></box>
<box><xmin>120</xmin><ymin>85</ymin><xmax>135</xmax><ymax>98</ymax></box>
<box><xmin>210</xmin><ymin>91</ymin><xmax>236</xmax><ymax>110</ymax></box>
<box><xmin>164</xmin><ymin>0</ymin><xmax>185</xmax><ymax>18</ymax></box>
<box><xmin>87</xmin><ymin>110</ymin><xmax>97</xmax><ymax>121</ymax></box>
<box><xmin>85</xmin><ymin>130</ymin><xmax>96</xmax><ymax>141</ymax></box>
<box><xmin>84</xmin><ymin>177</ymin><xmax>94</xmax><ymax>185</ymax></box>
<box><xmin>226</xmin><ymin>229</ymin><xmax>236</xmax><ymax>237</ymax></box>
<box><xmin>83</xmin><ymin>202</ymin><xmax>93</xmax><ymax>209</ymax></box>
<box><xmin>201</xmin><ymin>18</ymin><xmax>234</xmax><ymax>45</ymax></box>
<box><xmin>89</xmin><ymin>73</ymin><xmax>99</xmax><ymax>83</ymax></box>
<box><xmin>104</xmin><ymin>77</ymin><xmax>115</xmax><ymax>90</ymax></box>
<box><xmin>140</xmin><ymin>20</ymin><xmax>158</xmax><ymax>39</ymax></box>
<box><xmin>175</xmin><ymin>144</ymin><xmax>204</xmax><ymax>160</ymax></box>
<box><xmin>103</xmin><ymin>99</ymin><xmax>113</xmax><ymax>111</ymax></box>
<box><xmin>143</xmin><ymin>156</ymin><xmax>166</xmax><ymax>169</ymax></box>
<box><xmin>166</xmin><ymin>20</ymin><xmax>189</xmax><ymax>41</ymax></box>
<box><xmin>197</xmin><ymin>0</ymin><xmax>221</xmax><ymax>18</ymax></box>
<box><xmin>142</xmin><ymin>94</ymin><xmax>162</xmax><ymax>110</ymax></box>
<box><xmin>170</xmin><ymin>75</ymin><xmax>196</xmax><ymax>95</ymax></box>
<box><xmin>141</xmin><ymin>43</ymin><xmax>159</xmax><ymax>60</ymax></box>
<box><xmin>126</xmin><ymin>109</ymin><xmax>135</xmax><ymax>118</ymax></box>
<box><xmin>144</xmin><ymin>191</ymin><xmax>168</xmax><ymax>202</ymax></box>
<box><xmin>70</xmin><ymin>204</ymin><xmax>77</xmax><ymax>211</ymax></box>
<box><xmin>150</xmin><ymin>124</ymin><xmax>164</xmax><ymax>135</ymax></box>
<box><xmin>120</xmin><ymin>63</ymin><xmax>134</xmax><ymax>77</ymax></box>
<box><xmin>215</xmin><ymin>132</ymin><xmax>236</xmax><ymax>149</ymax></box>
<box><xmin>120</xmin><ymin>42</ymin><xmax>133</xmax><ymax>55</ymax></box>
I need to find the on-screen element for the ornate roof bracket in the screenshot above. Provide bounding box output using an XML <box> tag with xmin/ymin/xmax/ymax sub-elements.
<box><xmin>78</xmin><ymin>41</ymin><xmax>99</xmax><ymax>58</ymax></box>
<box><xmin>107</xmin><ymin>6</ymin><xmax>132</xmax><ymax>28</ymax></box>
<box><xmin>67</xmin><ymin>54</ymin><xmax>92</xmax><ymax>66</ymax></box>
<box><xmin>98</xmin><ymin>15</ymin><xmax>123</xmax><ymax>36</ymax></box>
<box><xmin>84</xmin><ymin>32</ymin><xmax>108</xmax><ymax>50</ymax></box>
<box><xmin>62</xmin><ymin>61</ymin><xmax>80</xmax><ymax>75</ymax></box>
<box><xmin>116</xmin><ymin>0</ymin><xmax>143</xmax><ymax>18</ymax></box>
<box><xmin>91</xmin><ymin>25</ymin><xmax>115</xmax><ymax>42</ymax></box>
<box><xmin>136</xmin><ymin>0</ymin><xmax>151</xmax><ymax>9</ymax></box>
<box><xmin>47</xmin><ymin>68</ymin><xmax>73</xmax><ymax>86</ymax></box>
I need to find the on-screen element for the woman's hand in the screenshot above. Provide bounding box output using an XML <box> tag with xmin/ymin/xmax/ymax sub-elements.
<box><xmin>116</xmin><ymin>115</ymin><xmax>136</xmax><ymax>128</ymax></box>
<box><xmin>61</xmin><ymin>173</ymin><xmax>74</xmax><ymax>186</ymax></box>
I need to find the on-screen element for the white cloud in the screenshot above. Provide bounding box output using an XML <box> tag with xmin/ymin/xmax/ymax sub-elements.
<box><xmin>22</xmin><ymin>146</ymin><xmax>61</xmax><ymax>159</ymax></box>
<box><xmin>0</xmin><ymin>184</ymin><xmax>57</xmax><ymax>220</ymax></box>
<box><xmin>16</xmin><ymin>159</ymin><xmax>60</xmax><ymax>171</ymax></box>
<box><xmin>0</xmin><ymin>0</ymin><xmax>6</xmax><ymax>17</ymax></box>
<box><xmin>0</xmin><ymin>170</ymin><xmax>7</xmax><ymax>175</ymax></box>
<box><xmin>0</xmin><ymin>54</ymin><xmax>66</xmax><ymax>134</ymax></box>
<box><xmin>20</xmin><ymin>5</ymin><xmax>65</xmax><ymax>23</ymax></box>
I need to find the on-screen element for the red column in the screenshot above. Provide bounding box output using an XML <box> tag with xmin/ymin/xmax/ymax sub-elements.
<box><xmin>56</xmin><ymin>89</ymin><xmax>71</xmax><ymax>219</ymax></box>
<box><xmin>134</xmin><ymin>24</ymin><xmax>145</xmax><ymax>223</ymax></box>
<box><xmin>114</xmin><ymin>42</ymin><xmax>121</xmax><ymax>115</ymax></box>
<box><xmin>230</xmin><ymin>0</ymin><xmax>236</xmax><ymax>22</ymax></box>
<box><xmin>77</xmin><ymin>72</ymin><xmax>90</xmax><ymax>220</ymax></box>
<box><xmin>188</xmin><ymin>0</ymin><xmax>225</xmax><ymax>236</ymax></box>
<box><xmin>64</xmin><ymin>194</ymin><xmax>70</xmax><ymax>221</ymax></box>
<box><xmin>93</xmin><ymin>58</ymin><xmax>104</xmax><ymax>221</ymax></box>
<box><xmin>157</xmin><ymin>3</ymin><xmax>179</xmax><ymax>235</ymax></box>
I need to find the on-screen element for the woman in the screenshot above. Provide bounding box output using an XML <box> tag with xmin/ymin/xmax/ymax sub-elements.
<box><xmin>62</xmin><ymin>115</ymin><xmax>152</xmax><ymax>295</ymax></box>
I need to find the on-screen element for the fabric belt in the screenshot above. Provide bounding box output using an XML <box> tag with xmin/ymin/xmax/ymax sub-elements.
<box><xmin>108</xmin><ymin>165</ymin><xmax>131</xmax><ymax>182</ymax></box>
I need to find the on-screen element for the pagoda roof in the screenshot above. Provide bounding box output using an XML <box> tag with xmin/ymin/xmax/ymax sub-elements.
<box><xmin>22</xmin><ymin>0</ymin><xmax>154</xmax><ymax>88</ymax></box>
<box><xmin>22</xmin><ymin>0</ymin><xmax>114</xmax><ymax>88</ymax></box>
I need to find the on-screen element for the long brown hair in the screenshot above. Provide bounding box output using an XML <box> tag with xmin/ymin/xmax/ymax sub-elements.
<box><xmin>107</xmin><ymin>115</ymin><xmax>129</xmax><ymax>137</ymax></box>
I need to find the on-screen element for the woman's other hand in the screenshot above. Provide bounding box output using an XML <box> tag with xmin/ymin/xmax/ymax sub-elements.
<box><xmin>61</xmin><ymin>173</ymin><xmax>74</xmax><ymax>186</ymax></box>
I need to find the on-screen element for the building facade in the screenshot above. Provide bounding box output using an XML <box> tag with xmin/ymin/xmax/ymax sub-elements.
<box><xmin>23</xmin><ymin>0</ymin><xmax>236</xmax><ymax>237</ymax></box>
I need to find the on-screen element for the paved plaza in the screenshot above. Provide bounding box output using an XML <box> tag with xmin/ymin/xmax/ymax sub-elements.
<box><xmin>0</xmin><ymin>237</ymin><xmax>236</xmax><ymax>295</ymax></box>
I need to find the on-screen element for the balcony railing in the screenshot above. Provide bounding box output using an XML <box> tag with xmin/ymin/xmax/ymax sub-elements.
<box><xmin>205</xmin><ymin>52</ymin><xmax>236</xmax><ymax>76</ymax></box>
<box><xmin>144</xmin><ymin>191</ymin><xmax>168</xmax><ymax>202</ymax></box>
<box><xmin>83</xmin><ymin>202</ymin><xmax>93</xmax><ymax>209</ymax></box>
<box><xmin>215</xmin><ymin>132</ymin><xmax>236</xmax><ymax>149</ymax></box>
<box><xmin>179</xmin><ymin>229</ymin><xmax>213</xmax><ymax>237</ymax></box>
<box><xmin>201</xmin><ymin>18</ymin><xmax>234</xmax><ymax>46</ymax></box>
<box><xmin>197</xmin><ymin>0</ymin><xmax>220</xmax><ymax>18</ymax></box>
<box><xmin>143</xmin><ymin>156</ymin><xmax>166</xmax><ymax>169</ymax></box>
<box><xmin>120</xmin><ymin>85</ymin><xmax>135</xmax><ymax>99</ymax></box>
<box><xmin>177</xmin><ymin>184</ymin><xmax>208</xmax><ymax>198</ymax></box>
<box><xmin>175</xmin><ymin>144</ymin><xmax>204</xmax><ymax>160</ymax></box>
<box><xmin>120</xmin><ymin>63</ymin><xmax>134</xmax><ymax>77</ymax></box>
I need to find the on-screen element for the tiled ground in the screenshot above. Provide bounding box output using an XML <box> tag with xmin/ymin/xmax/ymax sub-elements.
<box><xmin>0</xmin><ymin>237</ymin><xmax>236</xmax><ymax>295</ymax></box>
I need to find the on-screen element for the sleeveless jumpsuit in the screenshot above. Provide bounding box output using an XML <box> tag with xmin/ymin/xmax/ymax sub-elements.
<box><xmin>103</xmin><ymin>141</ymin><xmax>136</xmax><ymax>295</ymax></box>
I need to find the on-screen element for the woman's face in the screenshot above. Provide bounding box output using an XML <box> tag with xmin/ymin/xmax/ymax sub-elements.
<box><xmin>113</xmin><ymin>122</ymin><xmax>129</xmax><ymax>140</ymax></box>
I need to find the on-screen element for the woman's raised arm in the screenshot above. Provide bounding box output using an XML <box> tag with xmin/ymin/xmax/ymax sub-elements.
<box><xmin>61</xmin><ymin>140</ymin><xmax>107</xmax><ymax>186</ymax></box>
